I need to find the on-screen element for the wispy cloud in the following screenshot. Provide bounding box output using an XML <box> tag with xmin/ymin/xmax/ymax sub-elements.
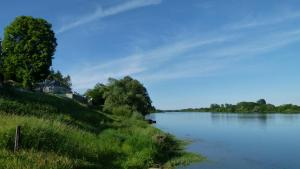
<box><xmin>227</xmin><ymin>11</ymin><xmax>300</xmax><ymax>30</ymax></box>
<box><xmin>67</xmin><ymin>8</ymin><xmax>300</xmax><ymax>92</ymax></box>
<box><xmin>71</xmin><ymin>35</ymin><xmax>233</xmax><ymax>89</ymax></box>
<box><xmin>196</xmin><ymin>1</ymin><xmax>214</xmax><ymax>9</ymax></box>
<box><xmin>71</xmin><ymin>26</ymin><xmax>300</xmax><ymax>91</ymax></box>
<box><xmin>138</xmin><ymin>28</ymin><xmax>300</xmax><ymax>81</ymax></box>
<box><xmin>57</xmin><ymin>0</ymin><xmax>161</xmax><ymax>34</ymax></box>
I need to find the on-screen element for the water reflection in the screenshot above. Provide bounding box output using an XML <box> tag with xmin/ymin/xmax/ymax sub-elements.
<box><xmin>210</xmin><ymin>113</ymin><xmax>271</xmax><ymax>125</ymax></box>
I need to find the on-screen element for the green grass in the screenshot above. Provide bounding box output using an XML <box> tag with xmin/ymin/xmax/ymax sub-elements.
<box><xmin>0</xmin><ymin>86</ymin><xmax>204</xmax><ymax>169</ymax></box>
<box><xmin>0</xmin><ymin>149</ymin><xmax>85</xmax><ymax>169</ymax></box>
<box><xmin>0</xmin><ymin>87</ymin><xmax>111</xmax><ymax>132</ymax></box>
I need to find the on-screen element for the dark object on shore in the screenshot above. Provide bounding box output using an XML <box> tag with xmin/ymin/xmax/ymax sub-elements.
<box><xmin>146</xmin><ymin>119</ymin><xmax>156</xmax><ymax>124</ymax></box>
<box><xmin>14</xmin><ymin>125</ymin><xmax>20</xmax><ymax>152</ymax></box>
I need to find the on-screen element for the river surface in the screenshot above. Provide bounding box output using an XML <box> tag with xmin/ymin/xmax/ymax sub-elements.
<box><xmin>151</xmin><ymin>112</ymin><xmax>300</xmax><ymax>169</ymax></box>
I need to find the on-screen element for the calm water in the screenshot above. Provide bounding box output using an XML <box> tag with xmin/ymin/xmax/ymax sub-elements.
<box><xmin>151</xmin><ymin>112</ymin><xmax>300</xmax><ymax>169</ymax></box>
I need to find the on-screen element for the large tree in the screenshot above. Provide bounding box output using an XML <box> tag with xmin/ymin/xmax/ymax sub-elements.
<box><xmin>0</xmin><ymin>39</ymin><xmax>3</xmax><ymax>84</ymax></box>
<box><xmin>103</xmin><ymin>76</ymin><xmax>154</xmax><ymax>116</ymax></box>
<box><xmin>1</xmin><ymin>16</ymin><xmax>57</xmax><ymax>88</ymax></box>
<box><xmin>0</xmin><ymin>39</ymin><xmax>2</xmax><ymax>55</ymax></box>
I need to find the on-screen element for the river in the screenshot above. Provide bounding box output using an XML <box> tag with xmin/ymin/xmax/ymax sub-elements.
<box><xmin>151</xmin><ymin>112</ymin><xmax>300</xmax><ymax>169</ymax></box>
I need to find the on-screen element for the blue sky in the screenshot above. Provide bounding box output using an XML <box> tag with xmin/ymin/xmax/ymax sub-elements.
<box><xmin>1</xmin><ymin>0</ymin><xmax>300</xmax><ymax>109</ymax></box>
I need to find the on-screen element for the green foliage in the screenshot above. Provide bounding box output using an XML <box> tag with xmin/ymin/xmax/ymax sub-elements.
<box><xmin>0</xmin><ymin>39</ymin><xmax>3</xmax><ymax>83</ymax></box>
<box><xmin>163</xmin><ymin>152</ymin><xmax>205</xmax><ymax>169</ymax></box>
<box><xmin>257</xmin><ymin>99</ymin><xmax>267</xmax><ymax>105</ymax></box>
<box><xmin>177</xmin><ymin>99</ymin><xmax>300</xmax><ymax>113</ymax></box>
<box><xmin>85</xmin><ymin>76</ymin><xmax>154</xmax><ymax>116</ymax></box>
<box><xmin>0</xmin><ymin>39</ymin><xmax>2</xmax><ymax>55</ymax></box>
<box><xmin>103</xmin><ymin>76</ymin><xmax>154</xmax><ymax>116</ymax></box>
<box><xmin>0</xmin><ymin>87</ymin><xmax>202</xmax><ymax>169</ymax></box>
<box><xmin>1</xmin><ymin>16</ymin><xmax>57</xmax><ymax>88</ymax></box>
<box><xmin>110</xmin><ymin>105</ymin><xmax>136</xmax><ymax>117</ymax></box>
<box><xmin>85</xmin><ymin>83</ymin><xmax>106</xmax><ymax>109</ymax></box>
<box><xmin>47</xmin><ymin>69</ymin><xmax>72</xmax><ymax>90</ymax></box>
<box><xmin>277</xmin><ymin>104</ymin><xmax>300</xmax><ymax>113</ymax></box>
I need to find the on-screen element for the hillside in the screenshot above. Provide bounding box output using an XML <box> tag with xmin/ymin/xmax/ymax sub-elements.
<box><xmin>0</xmin><ymin>86</ymin><xmax>203</xmax><ymax>169</ymax></box>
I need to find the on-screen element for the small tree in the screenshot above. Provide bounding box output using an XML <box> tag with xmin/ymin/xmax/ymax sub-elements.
<box><xmin>2</xmin><ymin>16</ymin><xmax>57</xmax><ymax>88</ymax></box>
<box><xmin>257</xmin><ymin>99</ymin><xmax>266</xmax><ymax>105</ymax></box>
<box><xmin>85</xmin><ymin>83</ymin><xmax>106</xmax><ymax>109</ymax></box>
<box><xmin>48</xmin><ymin>69</ymin><xmax>72</xmax><ymax>90</ymax></box>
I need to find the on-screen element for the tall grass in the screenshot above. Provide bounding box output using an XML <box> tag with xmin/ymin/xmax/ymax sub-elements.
<box><xmin>0</xmin><ymin>86</ymin><xmax>112</xmax><ymax>132</ymax></box>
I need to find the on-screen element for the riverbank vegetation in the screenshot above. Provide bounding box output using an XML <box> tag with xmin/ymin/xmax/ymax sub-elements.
<box><xmin>0</xmin><ymin>86</ymin><xmax>204</xmax><ymax>169</ymax></box>
<box><xmin>163</xmin><ymin>99</ymin><xmax>300</xmax><ymax>113</ymax></box>
<box><xmin>85</xmin><ymin>76</ymin><xmax>155</xmax><ymax>116</ymax></box>
<box><xmin>0</xmin><ymin>16</ymin><xmax>204</xmax><ymax>168</ymax></box>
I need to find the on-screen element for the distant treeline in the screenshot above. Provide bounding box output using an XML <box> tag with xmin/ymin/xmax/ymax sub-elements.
<box><xmin>159</xmin><ymin>99</ymin><xmax>300</xmax><ymax>113</ymax></box>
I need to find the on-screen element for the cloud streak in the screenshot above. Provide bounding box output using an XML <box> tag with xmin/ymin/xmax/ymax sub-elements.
<box><xmin>65</xmin><ymin>8</ymin><xmax>300</xmax><ymax>92</ymax></box>
<box><xmin>71</xmin><ymin>26</ymin><xmax>300</xmax><ymax>91</ymax></box>
<box><xmin>227</xmin><ymin>11</ymin><xmax>300</xmax><ymax>30</ymax></box>
<box><xmin>57</xmin><ymin>0</ymin><xmax>161</xmax><ymax>34</ymax></box>
<box><xmin>71</xmin><ymin>35</ymin><xmax>234</xmax><ymax>90</ymax></box>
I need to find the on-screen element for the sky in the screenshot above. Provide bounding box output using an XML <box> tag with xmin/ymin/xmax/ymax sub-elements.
<box><xmin>1</xmin><ymin>0</ymin><xmax>300</xmax><ymax>109</ymax></box>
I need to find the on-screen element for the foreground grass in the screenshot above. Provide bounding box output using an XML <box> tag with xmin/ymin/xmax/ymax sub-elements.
<box><xmin>0</xmin><ymin>149</ymin><xmax>85</xmax><ymax>169</ymax></box>
<box><xmin>0</xmin><ymin>87</ymin><xmax>204</xmax><ymax>169</ymax></box>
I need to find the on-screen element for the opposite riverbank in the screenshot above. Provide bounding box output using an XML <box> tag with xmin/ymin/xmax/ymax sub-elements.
<box><xmin>158</xmin><ymin>99</ymin><xmax>300</xmax><ymax>114</ymax></box>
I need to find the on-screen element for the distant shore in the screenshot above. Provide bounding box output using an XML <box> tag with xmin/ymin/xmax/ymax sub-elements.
<box><xmin>157</xmin><ymin>99</ymin><xmax>300</xmax><ymax>114</ymax></box>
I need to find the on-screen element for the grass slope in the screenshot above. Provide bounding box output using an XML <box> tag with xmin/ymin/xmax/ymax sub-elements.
<box><xmin>0</xmin><ymin>87</ymin><xmax>204</xmax><ymax>169</ymax></box>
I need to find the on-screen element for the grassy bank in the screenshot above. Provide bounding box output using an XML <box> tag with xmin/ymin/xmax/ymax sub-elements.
<box><xmin>0</xmin><ymin>87</ymin><xmax>204</xmax><ymax>169</ymax></box>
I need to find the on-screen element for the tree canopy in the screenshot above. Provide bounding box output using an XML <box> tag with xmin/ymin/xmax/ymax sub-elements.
<box><xmin>103</xmin><ymin>76</ymin><xmax>154</xmax><ymax>116</ymax></box>
<box><xmin>85</xmin><ymin>83</ymin><xmax>106</xmax><ymax>109</ymax></box>
<box><xmin>0</xmin><ymin>39</ymin><xmax>2</xmax><ymax>56</ymax></box>
<box><xmin>175</xmin><ymin>99</ymin><xmax>300</xmax><ymax>113</ymax></box>
<box><xmin>257</xmin><ymin>99</ymin><xmax>267</xmax><ymax>105</ymax></box>
<box><xmin>0</xmin><ymin>39</ymin><xmax>3</xmax><ymax>83</ymax></box>
<box><xmin>48</xmin><ymin>69</ymin><xmax>72</xmax><ymax>90</ymax></box>
<box><xmin>1</xmin><ymin>16</ymin><xmax>57</xmax><ymax>88</ymax></box>
<box><xmin>86</xmin><ymin>76</ymin><xmax>154</xmax><ymax>116</ymax></box>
